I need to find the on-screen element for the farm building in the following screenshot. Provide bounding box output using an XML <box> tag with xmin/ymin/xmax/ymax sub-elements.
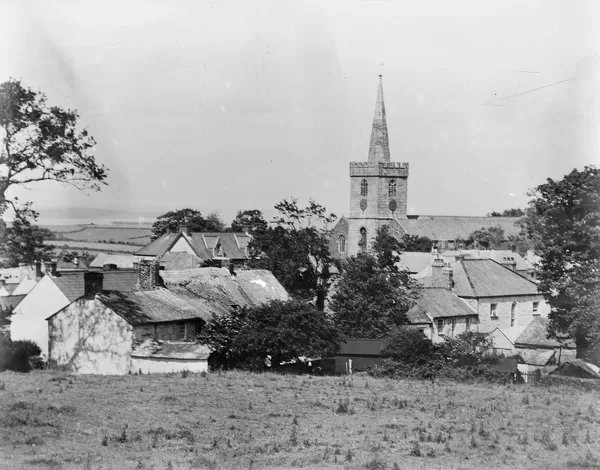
<box><xmin>47</xmin><ymin>262</ymin><xmax>289</xmax><ymax>374</ymax></box>
<box><xmin>89</xmin><ymin>253</ymin><xmax>135</xmax><ymax>270</ymax></box>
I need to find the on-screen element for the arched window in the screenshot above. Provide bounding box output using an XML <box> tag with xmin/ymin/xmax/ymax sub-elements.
<box><xmin>511</xmin><ymin>302</ymin><xmax>516</xmax><ymax>327</ymax></box>
<box><xmin>360</xmin><ymin>179</ymin><xmax>368</xmax><ymax>196</ymax></box>
<box><xmin>388</xmin><ymin>179</ymin><xmax>397</xmax><ymax>197</ymax></box>
<box><xmin>338</xmin><ymin>235</ymin><xmax>346</xmax><ymax>253</ymax></box>
<box><xmin>359</xmin><ymin>227</ymin><xmax>367</xmax><ymax>251</ymax></box>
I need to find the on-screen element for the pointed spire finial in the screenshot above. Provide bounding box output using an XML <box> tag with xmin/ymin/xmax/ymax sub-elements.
<box><xmin>368</xmin><ymin>75</ymin><xmax>391</xmax><ymax>162</ymax></box>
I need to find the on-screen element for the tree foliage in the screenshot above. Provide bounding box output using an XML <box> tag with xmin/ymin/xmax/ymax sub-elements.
<box><xmin>465</xmin><ymin>225</ymin><xmax>505</xmax><ymax>249</ymax></box>
<box><xmin>248</xmin><ymin>198</ymin><xmax>336</xmax><ymax>309</ymax></box>
<box><xmin>520</xmin><ymin>166</ymin><xmax>600</xmax><ymax>363</ymax></box>
<box><xmin>197</xmin><ymin>300</ymin><xmax>340</xmax><ymax>370</ymax></box>
<box><xmin>0</xmin><ymin>79</ymin><xmax>106</xmax><ymax>216</ymax></box>
<box><xmin>399</xmin><ymin>234</ymin><xmax>433</xmax><ymax>252</ymax></box>
<box><xmin>151</xmin><ymin>208</ymin><xmax>227</xmax><ymax>238</ymax></box>
<box><xmin>0</xmin><ymin>216</ymin><xmax>53</xmax><ymax>266</ymax></box>
<box><xmin>329</xmin><ymin>226</ymin><xmax>419</xmax><ymax>338</ymax></box>
<box><xmin>488</xmin><ymin>208</ymin><xmax>525</xmax><ymax>217</ymax></box>
<box><xmin>231</xmin><ymin>209</ymin><xmax>268</xmax><ymax>233</ymax></box>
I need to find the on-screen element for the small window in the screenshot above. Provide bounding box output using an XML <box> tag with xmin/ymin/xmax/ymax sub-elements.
<box><xmin>490</xmin><ymin>303</ymin><xmax>498</xmax><ymax>318</ymax></box>
<box><xmin>338</xmin><ymin>235</ymin><xmax>346</xmax><ymax>253</ymax></box>
<box><xmin>388</xmin><ymin>179</ymin><xmax>397</xmax><ymax>197</ymax></box>
<box><xmin>179</xmin><ymin>322</ymin><xmax>186</xmax><ymax>340</ymax></box>
<box><xmin>359</xmin><ymin>227</ymin><xmax>367</xmax><ymax>252</ymax></box>
<box><xmin>511</xmin><ymin>302</ymin><xmax>516</xmax><ymax>327</ymax></box>
<box><xmin>465</xmin><ymin>316</ymin><xmax>471</xmax><ymax>331</ymax></box>
<box><xmin>533</xmin><ymin>301</ymin><xmax>539</xmax><ymax>315</ymax></box>
<box><xmin>437</xmin><ymin>319</ymin><xmax>444</xmax><ymax>335</ymax></box>
<box><xmin>360</xmin><ymin>179</ymin><xmax>368</xmax><ymax>196</ymax></box>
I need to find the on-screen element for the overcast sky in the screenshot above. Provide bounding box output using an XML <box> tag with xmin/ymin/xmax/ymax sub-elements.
<box><xmin>1</xmin><ymin>0</ymin><xmax>599</xmax><ymax>224</ymax></box>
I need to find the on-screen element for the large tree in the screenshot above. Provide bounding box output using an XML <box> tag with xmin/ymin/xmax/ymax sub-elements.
<box><xmin>329</xmin><ymin>226</ymin><xmax>419</xmax><ymax>339</ymax></box>
<box><xmin>521</xmin><ymin>166</ymin><xmax>600</xmax><ymax>363</ymax></box>
<box><xmin>488</xmin><ymin>208</ymin><xmax>525</xmax><ymax>217</ymax></box>
<box><xmin>151</xmin><ymin>208</ymin><xmax>227</xmax><ymax>238</ymax></box>
<box><xmin>465</xmin><ymin>225</ymin><xmax>505</xmax><ymax>249</ymax></box>
<box><xmin>0</xmin><ymin>79</ymin><xmax>106</xmax><ymax>216</ymax></box>
<box><xmin>231</xmin><ymin>209</ymin><xmax>267</xmax><ymax>233</ymax></box>
<box><xmin>197</xmin><ymin>300</ymin><xmax>340</xmax><ymax>370</ymax></box>
<box><xmin>248</xmin><ymin>198</ymin><xmax>336</xmax><ymax>310</ymax></box>
<box><xmin>0</xmin><ymin>216</ymin><xmax>54</xmax><ymax>266</ymax></box>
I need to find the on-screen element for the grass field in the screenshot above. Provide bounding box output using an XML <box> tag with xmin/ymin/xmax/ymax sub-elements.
<box><xmin>44</xmin><ymin>241</ymin><xmax>142</xmax><ymax>254</ymax></box>
<box><xmin>50</xmin><ymin>226</ymin><xmax>153</xmax><ymax>246</ymax></box>
<box><xmin>0</xmin><ymin>371</ymin><xmax>599</xmax><ymax>470</ymax></box>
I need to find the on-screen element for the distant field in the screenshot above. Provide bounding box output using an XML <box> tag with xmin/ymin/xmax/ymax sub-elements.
<box><xmin>44</xmin><ymin>241</ymin><xmax>141</xmax><ymax>253</ymax></box>
<box><xmin>49</xmin><ymin>225</ymin><xmax>153</xmax><ymax>246</ymax></box>
<box><xmin>0</xmin><ymin>371</ymin><xmax>598</xmax><ymax>469</ymax></box>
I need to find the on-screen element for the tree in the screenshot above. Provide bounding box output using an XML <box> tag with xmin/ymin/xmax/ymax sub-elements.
<box><xmin>0</xmin><ymin>216</ymin><xmax>53</xmax><ymax>266</ymax></box>
<box><xmin>0</xmin><ymin>79</ymin><xmax>107</xmax><ymax>216</ymax></box>
<box><xmin>151</xmin><ymin>208</ymin><xmax>227</xmax><ymax>238</ymax></box>
<box><xmin>399</xmin><ymin>234</ymin><xmax>433</xmax><ymax>252</ymax></box>
<box><xmin>381</xmin><ymin>327</ymin><xmax>438</xmax><ymax>366</ymax></box>
<box><xmin>231</xmin><ymin>209</ymin><xmax>268</xmax><ymax>233</ymax></box>
<box><xmin>249</xmin><ymin>198</ymin><xmax>336</xmax><ymax>309</ymax></box>
<box><xmin>197</xmin><ymin>300</ymin><xmax>340</xmax><ymax>370</ymax></box>
<box><xmin>329</xmin><ymin>229</ymin><xmax>419</xmax><ymax>338</ymax></box>
<box><xmin>488</xmin><ymin>208</ymin><xmax>525</xmax><ymax>217</ymax></box>
<box><xmin>371</xmin><ymin>224</ymin><xmax>401</xmax><ymax>270</ymax></box>
<box><xmin>465</xmin><ymin>225</ymin><xmax>505</xmax><ymax>249</ymax></box>
<box><xmin>520</xmin><ymin>166</ymin><xmax>600</xmax><ymax>363</ymax></box>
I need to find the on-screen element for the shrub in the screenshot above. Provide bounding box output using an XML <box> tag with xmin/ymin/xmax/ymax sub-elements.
<box><xmin>381</xmin><ymin>327</ymin><xmax>439</xmax><ymax>366</ymax></box>
<box><xmin>0</xmin><ymin>335</ymin><xmax>42</xmax><ymax>372</ymax></box>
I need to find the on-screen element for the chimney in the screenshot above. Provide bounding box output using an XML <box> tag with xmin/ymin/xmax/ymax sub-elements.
<box><xmin>138</xmin><ymin>259</ymin><xmax>160</xmax><ymax>290</ymax></box>
<box><xmin>179</xmin><ymin>224</ymin><xmax>189</xmax><ymax>235</ymax></box>
<box><xmin>501</xmin><ymin>256</ymin><xmax>517</xmax><ymax>271</ymax></box>
<box><xmin>511</xmin><ymin>245</ymin><xmax>517</xmax><ymax>253</ymax></box>
<box><xmin>35</xmin><ymin>261</ymin><xmax>42</xmax><ymax>280</ymax></box>
<box><xmin>431</xmin><ymin>257</ymin><xmax>453</xmax><ymax>290</ymax></box>
<box><xmin>44</xmin><ymin>261</ymin><xmax>58</xmax><ymax>276</ymax></box>
<box><xmin>84</xmin><ymin>272</ymin><xmax>104</xmax><ymax>298</ymax></box>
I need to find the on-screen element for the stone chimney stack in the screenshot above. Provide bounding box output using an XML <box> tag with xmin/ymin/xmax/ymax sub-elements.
<box><xmin>138</xmin><ymin>259</ymin><xmax>160</xmax><ymax>290</ymax></box>
<box><xmin>35</xmin><ymin>261</ymin><xmax>42</xmax><ymax>280</ymax></box>
<box><xmin>84</xmin><ymin>272</ymin><xmax>103</xmax><ymax>298</ymax></box>
<box><xmin>431</xmin><ymin>257</ymin><xmax>453</xmax><ymax>290</ymax></box>
<box><xmin>44</xmin><ymin>261</ymin><xmax>58</xmax><ymax>276</ymax></box>
<box><xmin>179</xmin><ymin>224</ymin><xmax>189</xmax><ymax>235</ymax></box>
<box><xmin>501</xmin><ymin>256</ymin><xmax>517</xmax><ymax>271</ymax></box>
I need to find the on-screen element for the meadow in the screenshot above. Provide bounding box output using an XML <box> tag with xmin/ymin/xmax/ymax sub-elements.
<box><xmin>0</xmin><ymin>371</ymin><xmax>599</xmax><ymax>470</ymax></box>
<box><xmin>49</xmin><ymin>225</ymin><xmax>153</xmax><ymax>246</ymax></box>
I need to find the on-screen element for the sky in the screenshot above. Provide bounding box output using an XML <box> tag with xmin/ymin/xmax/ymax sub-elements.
<box><xmin>1</xmin><ymin>0</ymin><xmax>599</xmax><ymax>225</ymax></box>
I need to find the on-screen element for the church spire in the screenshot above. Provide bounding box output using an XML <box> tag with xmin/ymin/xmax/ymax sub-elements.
<box><xmin>368</xmin><ymin>75</ymin><xmax>391</xmax><ymax>163</ymax></box>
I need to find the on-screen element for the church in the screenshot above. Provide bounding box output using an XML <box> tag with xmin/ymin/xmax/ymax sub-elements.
<box><xmin>330</xmin><ymin>76</ymin><xmax>521</xmax><ymax>257</ymax></box>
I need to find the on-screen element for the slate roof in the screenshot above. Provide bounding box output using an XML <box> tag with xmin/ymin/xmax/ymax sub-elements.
<box><xmin>98</xmin><ymin>288</ymin><xmax>210</xmax><ymax>324</ymax></box>
<box><xmin>135</xmin><ymin>232</ymin><xmax>251</xmax><ymax>260</ymax></box>
<box><xmin>159</xmin><ymin>252</ymin><xmax>204</xmax><ymax>270</ymax></box>
<box><xmin>406</xmin><ymin>303</ymin><xmax>432</xmax><ymax>324</ymax></box>
<box><xmin>52</xmin><ymin>272</ymin><xmax>86</xmax><ymax>302</ymax></box>
<box><xmin>514</xmin><ymin>348</ymin><xmax>557</xmax><ymax>366</ymax></box>
<box><xmin>451</xmin><ymin>259</ymin><xmax>540</xmax><ymax>297</ymax></box>
<box><xmin>453</xmin><ymin>250</ymin><xmax>529</xmax><ymax>271</ymax></box>
<box><xmin>0</xmin><ymin>294</ymin><xmax>25</xmax><ymax>310</ymax></box>
<box><xmin>397</xmin><ymin>216</ymin><xmax>521</xmax><ymax>241</ymax></box>
<box><xmin>51</xmin><ymin>270</ymin><xmax>138</xmax><ymax>303</ymax></box>
<box><xmin>407</xmin><ymin>288</ymin><xmax>476</xmax><ymax>320</ymax></box>
<box><xmin>89</xmin><ymin>253</ymin><xmax>135</xmax><ymax>269</ymax></box>
<box><xmin>131</xmin><ymin>339</ymin><xmax>211</xmax><ymax>360</ymax></box>
<box><xmin>515</xmin><ymin>317</ymin><xmax>575</xmax><ymax>348</ymax></box>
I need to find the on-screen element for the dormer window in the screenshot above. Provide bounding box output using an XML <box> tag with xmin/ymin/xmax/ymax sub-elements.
<box><xmin>360</xmin><ymin>179</ymin><xmax>368</xmax><ymax>196</ymax></box>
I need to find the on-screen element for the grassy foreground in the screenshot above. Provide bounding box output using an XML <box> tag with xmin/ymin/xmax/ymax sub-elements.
<box><xmin>0</xmin><ymin>371</ymin><xmax>599</xmax><ymax>469</ymax></box>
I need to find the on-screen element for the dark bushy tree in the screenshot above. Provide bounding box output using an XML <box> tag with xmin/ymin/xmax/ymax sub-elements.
<box><xmin>381</xmin><ymin>327</ymin><xmax>438</xmax><ymax>366</ymax></box>
<box><xmin>465</xmin><ymin>225</ymin><xmax>505</xmax><ymax>249</ymax></box>
<box><xmin>151</xmin><ymin>208</ymin><xmax>227</xmax><ymax>238</ymax></box>
<box><xmin>488</xmin><ymin>208</ymin><xmax>525</xmax><ymax>217</ymax></box>
<box><xmin>520</xmin><ymin>166</ymin><xmax>600</xmax><ymax>363</ymax></box>
<box><xmin>231</xmin><ymin>209</ymin><xmax>268</xmax><ymax>233</ymax></box>
<box><xmin>399</xmin><ymin>234</ymin><xmax>433</xmax><ymax>252</ymax></box>
<box><xmin>197</xmin><ymin>300</ymin><xmax>340</xmax><ymax>370</ymax></box>
<box><xmin>1</xmin><ymin>216</ymin><xmax>53</xmax><ymax>266</ymax></box>
<box><xmin>0</xmin><ymin>334</ymin><xmax>42</xmax><ymax>372</ymax></box>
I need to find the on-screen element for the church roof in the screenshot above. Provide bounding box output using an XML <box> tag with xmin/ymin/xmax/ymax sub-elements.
<box><xmin>368</xmin><ymin>75</ymin><xmax>391</xmax><ymax>163</ymax></box>
<box><xmin>396</xmin><ymin>216</ymin><xmax>521</xmax><ymax>241</ymax></box>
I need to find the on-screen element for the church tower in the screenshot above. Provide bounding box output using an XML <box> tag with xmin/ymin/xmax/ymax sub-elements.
<box><xmin>344</xmin><ymin>76</ymin><xmax>409</xmax><ymax>253</ymax></box>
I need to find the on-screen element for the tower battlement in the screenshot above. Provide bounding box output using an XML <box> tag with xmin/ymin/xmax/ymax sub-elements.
<box><xmin>349</xmin><ymin>161</ymin><xmax>409</xmax><ymax>177</ymax></box>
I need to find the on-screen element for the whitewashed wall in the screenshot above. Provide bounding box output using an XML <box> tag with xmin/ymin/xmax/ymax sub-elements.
<box><xmin>11</xmin><ymin>276</ymin><xmax>69</xmax><ymax>356</ymax></box>
<box><xmin>131</xmin><ymin>357</ymin><xmax>208</xmax><ymax>374</ymax></box>
<box><xmin>48</xmin><ymin>298</ymin><xmax>134</xmax><ymax>375</ymax></box>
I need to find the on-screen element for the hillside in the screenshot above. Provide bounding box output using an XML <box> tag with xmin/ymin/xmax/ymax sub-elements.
<box><xmin>0</xmin><ymin>371</ymin><xmax>598</xmax><ymax>469</ymax></box>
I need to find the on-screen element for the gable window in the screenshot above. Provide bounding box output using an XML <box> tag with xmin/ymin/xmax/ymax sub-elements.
<box><xmin>511</xmin><ymin>302</ymin><xmax>516</xmax><ymax>327</ymax></box>
<box><xmin>360</xmin><ymin>179</ymin><xmax>368</xmax><ymax>196</ymax></box>
<box><xmin>388</xmin><ymin>179</ymin><xmax>397</xmax><ymax>197</ymax></box>
<box><xmin>465</xmin><ymin>316</ymin><xmax>471</xmax><ymax>331</ymax></box>
<box><xmin>490</xmin><ymin>303</ymin><xmax>498</xmax><ymax>318</ymax></box>
<box><xmin>533</xmin><ymin>301</ymin><xmax>540</xmax><ymax>315</ymax></box>
<box><xmin>338</xmin><ymin>235</ymin><xmax>346</xmax><ymax>253</ymax></box>
<box><xmin>437</xmin><ymin>319</ymin><xmax>444</xmax><ymax>335</ymax></box>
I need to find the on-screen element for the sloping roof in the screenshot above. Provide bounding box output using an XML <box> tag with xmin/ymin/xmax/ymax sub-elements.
<box><xmin>549</xmin><ymin>360</ymin><xmax>600</xmax><ymax>379</ymax></box>
<box><xmin>56</xmin><ymin>259</ymin><xmax>88</xmax><ymax>271</ymax></box>
<box><xmin>515</xmin><ymin>317</ymin><xmax>575</xmax><ymax>348</ymax></box>
<box><xmin>452</xmin><ymin>250</ymin><xmax>529</xmax><ymax>271</ymax></box>
<box><xmin>51</xmin><ymin>272</ymin><xmax>86</xmax><ymax>302</ymax></box>
<box><xmin>102</xmin><ymin>270</ymin><xmax>139</xmax><ymax>292</ymax></box>
<box><xmin>12</xmin><ymin>279</ymin><xmax>37</xmax><ymax>296</ymax></box>
<box><xmin>406</xmin><ymin>303</ymin><xmax>432</xmax><ymax>324</ymax></box>
<box><xmin>396</xmin><ymin>252</ymin><xmax>433</xmax><ymax>274</ymax></box>
<box><xmin>51</xmin><ymin>270</ymin><xmax>138</xmax><ymax>303</ymax></box>
<box><xmin>98</xmin><ymin>288</ymin><xmax>210</xmax><ymax>324</ymax></box>
<box><xmin>407</xmin><ymin>288</ymin><xmax>476</xmax><ymax>319</ymax></box>
<box><xmin>452</xmin><ymin>259</ymin><xmax>540</xmax><ymax>297</ymax></box>
<box><xmin>514</xmin><ymin>348</ymin><xmax>556</xmax><ymax>366</ymax></box>
<box><xmin>159</xmin><ymin>252</ymin><xmax>204</xmax><ymax>270</ymax></box>
<box><xmin>0</xmin><ymin>294</ymin><xmax>25</xmax><ymax>310</ymax></box>
<box><xmin>131</xmin><ymin>339</ymin><xmax>211</xmax><ymax>360</ymax></box>
<box><xmin>397</xmin><ymin>216</ymin><xmax>520</xmax><ymax>241</ymax></box>
<box><xmin>89</xmin><ymin>253</ymin><xmax>135</xmax><ymax>269</ymax></box>
<box><xmin>135</xmin><ymin>232</ymin><xmax>251</xmax><ymax>260</ymax></box>
<box><xmin>339</xmin><ymin>339</ymin><xmax>384</xmax><ymax>356</ymax></box>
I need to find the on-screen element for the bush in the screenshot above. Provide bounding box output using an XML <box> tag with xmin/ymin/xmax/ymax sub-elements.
<box><xmin>381</xmin><ymin>327</ymin><xmax>439</xmax><ymax>366</ymax></box>
<box><xmin>0</xmin><ymin>334</ymin><xmax>42</xmax><ymax>372</ymax></box>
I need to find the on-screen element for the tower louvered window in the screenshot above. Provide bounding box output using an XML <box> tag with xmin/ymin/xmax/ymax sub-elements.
<box><xmin>361</xmin><ymin>179</ymin><xmax>368</xmax><ymax>196</ymax></box>
<box><xmin>388</xmin><ymin>179</ymin><xmax>396</xmax><ymax>197</ymax></box>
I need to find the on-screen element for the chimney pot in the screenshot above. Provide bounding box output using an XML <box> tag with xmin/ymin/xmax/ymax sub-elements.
<box><xmin>138</xmin><ymin>259</ymin><xmax>160</xmax><ymax>290</ymax></box>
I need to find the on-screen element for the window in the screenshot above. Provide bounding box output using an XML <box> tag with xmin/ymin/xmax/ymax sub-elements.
<box><xmin>178</xmin><ymin>322</ymin><xmax>186</xmax><ymax>340</ymax></box>
<box><xmin>510</xmin><ymin>302</ymin><xmax>516</xmax><ymax>327</ymax></box>
<box><xmin>361</xmin><ymin>179</ymin><xmax>368</xmax><ymax>196</ymax></box>
<box><xmin>359</xmin><ymin>227</ymin><xmax>367</xmax><ymax>252</ymax></box>
<box><xmin>437</xmin><ymin>319</ymin><xmax>444</xmax><ymax>335</ymax></box>
<box><xmin>533</xmin><ymin>301</ymin><xmax>540</xmax><ymax>315</ymax></box>
<box><xmin>465</xmin><ymin>316</ymin><xmax>471</xmax><ymax>331</ymax></box>
<box><xmin>338</xmin><ymin>235</ymin><xmax>346</xmax><ymax>253</ymax></box>
<box><xmin>490</xmin><ymin>303</ymin><xmax>498</xmax><ymax>318</ymax></box>
<box><xmin>388</xmin><ymin>179</ymin><xmax>397</xmax><ymax>197</ymax></box>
